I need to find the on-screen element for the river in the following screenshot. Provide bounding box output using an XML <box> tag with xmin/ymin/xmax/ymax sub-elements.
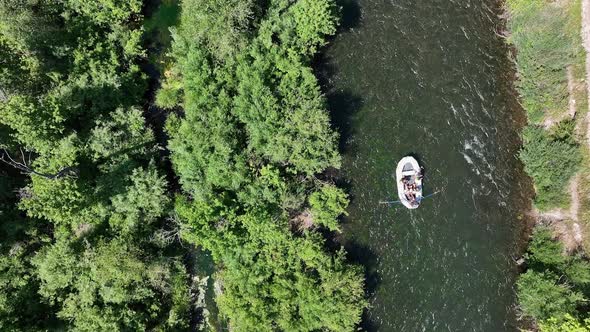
<box><xmin>318</xmin><ymin>0</ymin><xmax>534</xmax><ymax>331</ymax></box>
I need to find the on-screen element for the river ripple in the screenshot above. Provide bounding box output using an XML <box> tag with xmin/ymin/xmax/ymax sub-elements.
<box><xmin>319</xmin><ymin>0</ymin><xmax>534</xmax><ymax>331</ymax></box>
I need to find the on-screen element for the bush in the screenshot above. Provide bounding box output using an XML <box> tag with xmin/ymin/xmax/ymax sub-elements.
<box><xmin>517</xmin><ymin>270</ymin><xmax>585</xmax><ymax>321</ymax></box>
<box><xmin>526</xmin><ymin>226</ymin><xmax>566</xmax><ymax>269</ymax></box>
<box><xmin>540</xmin><ymin>314</ymin><xmax>590</xmax><ymax>332</ymax></box>
<box><xmin>520</xmin><ymin>125</ymin><xmax>581</xmax><ymax>210</ymax></box>
<box><xmin>518</xmin><ymin>225</ymin><xmax>590</xmax><ymax>327</ymax></box>
<box><xmin>309</xmin><ymin>184</ymin><xmax>349</xmax><ymax>231</ymax></box>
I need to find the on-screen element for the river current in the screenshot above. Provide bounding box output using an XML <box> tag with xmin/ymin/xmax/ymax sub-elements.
<box><xmin>319</xmin><ymin>0</ymin><xmax>534</xmax><ymax>331</ymax></box>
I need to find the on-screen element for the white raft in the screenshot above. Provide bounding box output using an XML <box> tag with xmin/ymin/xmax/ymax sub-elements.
<box><xmin>396</xmin><ymin>156</ymin><xmax>423</xmax><ymax>209</ymax></box>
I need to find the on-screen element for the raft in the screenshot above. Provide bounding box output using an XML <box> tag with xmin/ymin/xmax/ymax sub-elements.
<box><xmin>396</xmin><ymin>156</ymin><xmax>423</xmax><ymax>209</ymax></box>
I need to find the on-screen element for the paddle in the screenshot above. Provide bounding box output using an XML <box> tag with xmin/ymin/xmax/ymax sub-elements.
<box><xmin>379</xmin><ymin>190</ymin><xmax>441</xmax><ymax>205</ymax></box>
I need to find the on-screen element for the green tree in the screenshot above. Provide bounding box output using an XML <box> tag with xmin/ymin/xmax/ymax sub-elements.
<box><xmin>517</xmin><ymin>270</ymin><xmax>585</xmax><ymax>321</ymax></box>
<box><xmin>160</xmin><ymin>0</ymin><xmax>368</xmax><ymax>329</ymax></box>
<box><xmin>526</xmin><ymin>226</ymin><xmax>567</xmax><ymax>269</ymax></box>
<box><xmin>540</xmin><ymin>314</ymin><xmax>590</xmax><ymax>332</ymax></box>
<box><xmin>33</xmin><ymin>238</ymin><xmax>190</xmax><ymax>331</ymax></box>
<box><xmin>176</xmin><ymin>198</ymin><xmax>367</xmax><ymax>332</ymax></box>
<box><xmin>309</xmin><ymin>184</ymin><xmax>348</xmax><ymax>231</ymax></box>
<box><xmin>1</xmin><ymin>1</ymin><xmax>193</xmax><ymax>330</ymax></box>
<box><xmin>109</xmin><ymin>164</ymin><xmax>169</xmax><ymax>233</ymax></box>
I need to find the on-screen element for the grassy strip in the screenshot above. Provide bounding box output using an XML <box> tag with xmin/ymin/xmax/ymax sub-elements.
<box><xmin>507</xmin><ymin>0</ymin><xmax>590</xmax><ymax>329</ymax></box>
<box><xmin>507</xmin><ymin>0</ymin><xmax>585</xmax><ymax>211</ymax></box>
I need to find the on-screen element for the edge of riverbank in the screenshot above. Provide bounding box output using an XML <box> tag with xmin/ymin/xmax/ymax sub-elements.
<box><xmin>506</xmin><ymin>0</ymin><xmax>590</xmax><ymax>329</ymax></box>
<box><xmin>528</xmin><ymin>0</ymin><xmax>590</xmax><ymax>255</ymax></box>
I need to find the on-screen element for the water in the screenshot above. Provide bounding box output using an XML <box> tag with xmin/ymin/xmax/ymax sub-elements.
<box><xmin>318</xmin><ymin>1</ymin><xmax>534</xmax><ymax>331</ymax></box>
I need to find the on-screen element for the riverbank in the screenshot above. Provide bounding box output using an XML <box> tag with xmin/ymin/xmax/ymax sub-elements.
<box><xmin>506</xmin><ymin>0</ymin><xmax>590</xmax><ymax>328</ymax></box>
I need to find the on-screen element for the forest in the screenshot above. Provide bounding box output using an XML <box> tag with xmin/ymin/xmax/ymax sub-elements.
<box><xmin>0</xmin><ymin>0</ymin><xmax>367</xmax><ymax>331</ymax></box>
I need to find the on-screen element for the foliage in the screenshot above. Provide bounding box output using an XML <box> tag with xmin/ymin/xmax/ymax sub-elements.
<box><xmin>526</xmin><ymin>226</ymin><xmax>567</xmax><ymax>269</ymax></box>
<box><xmin>540</xmin><ymin>315</ymin><xmax>590</xmax><ymax>332</ymax></box>
<box><xmin>62</xmin><ymin>0</ymin><xmax>143</xmax><ymax>25</ymax></box>
<box><xmin>309</xmin><ymin>184</ymin><xmax>349</xmax><ymax>231</ymax></box>
<box><xmin>0</xmin><ymin>0</ymin><xmax>192</xmax><ymax>330</ymax></box>
<box><xmin>565</xmin><ymin>258</ymin><xmax>590</xmax><ymax>290</ymax></box>
<box><xmin>176</xmin><ymin>198</ymin><xmax>366</xmax><ymax>332</ymax></box>
<box><xmin>508</xmin><ymin>1</ymin><xmax>590</xmax><ymax>327</ymax></box>
<box><xmin>178</xmin><ymin>0</ymin><xmax>259</xmax><ymax>61</ymax></box>
<box><xmin>519</xmin><ymin>125</ymin><xmax>581</xmax><ymax>210</ymax></box>
<box><xmin>109</xmin><ymin>163</ymin><xmax>169</xmax><ymax>234</ymax></box>
<box><xmin>0</xmin><ymin>164</ymin><xmax>59</xmax><ymax>331</ymax></box>
<box><xmin>517</xmin><ymin>225</ymin><xmax>590</xmax><ymax>328</ymax></box>
<box><xmin>33</xmin><ymin>237</ymin><xmax>190</xmax><ymax>331</ymax></box>
<box><xmin>517</xmin><ymin>270</ymin><xmax>585</xmax><ymax>322</ymax></box>
<box><xmin>160</xmin><ymin>0</ymin><xmax>367</xmax><ymax>329</ymax></box>
<box><xmin>1</xmin><ymin>0</ymin><xmax>364</xmax><ymax>329</ymax></box>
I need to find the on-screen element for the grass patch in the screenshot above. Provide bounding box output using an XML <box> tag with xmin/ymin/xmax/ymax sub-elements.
<box><xmin>520</xmin><ymin>123</ymin><xmax>582</xmax><ymax>210</ymax></box>
<box><xmin>507</xmin><ymin>0</ymin><xmax>584</xmax><ymax>123</ymax></box>
<box><xmin>507</xmin><ymin>0</ymin><xmax>586</xmax><ymax>211</ymax></box>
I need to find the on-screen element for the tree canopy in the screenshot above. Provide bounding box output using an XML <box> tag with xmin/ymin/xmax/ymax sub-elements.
<box><xmin>517</xmin><ymin>226</ymin><xmax>590</xmax><ymax>330</ymax></box>
<box><xmin>158</xmin><ymin>0</ymin><xmax>367</xmax><ymax>330</ymax></box>
<box><xmin>0</xmin><ymin>1</ymin><xmax>192</xmax><ymax>330</ymax></box>
<box><xmin>1</xmin><ymin>0</ymin><xmax>366</xmax><ymax>330</ymax></box>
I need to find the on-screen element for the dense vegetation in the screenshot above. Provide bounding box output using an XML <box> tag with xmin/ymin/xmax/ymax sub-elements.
<box><xmin>518</xmin><ymin>227</ymin><xmax>590</xmax><ymax>329</ymax></box>
<box><xmin>157</xmin><ymin>0</ymin><xmax>367</xmax><ymax>330</ymax></box>
<box><xmin>519</xmin><ymin>122</ymin><xmax>581</xmax><ymax>209</ymax></box>
<box><xmin>0</xmin><ymin>1</ymin><xmax>191</xmax><ymax>330</ymax></box>
<box><xmin>0</xmin><ymin>0</ymin><xmax>367</xmax><ymax>331</ymax></box>
<box><xmin>507</xmin><ymin>0</ymin><xmax>584</xmax><ymax>210</ymax></box>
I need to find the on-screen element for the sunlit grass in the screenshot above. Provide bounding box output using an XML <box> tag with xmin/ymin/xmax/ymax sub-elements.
<box><xmin>507</xmin><ymin>0</ymin><xmax>584</xmax><ymax>123</ymax></box>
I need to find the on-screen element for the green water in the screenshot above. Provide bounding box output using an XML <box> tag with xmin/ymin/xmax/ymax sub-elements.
<box><xmin>320</xmin><ymin>1</ymin><xmax>534</xmax><ymax>330</ymax></box>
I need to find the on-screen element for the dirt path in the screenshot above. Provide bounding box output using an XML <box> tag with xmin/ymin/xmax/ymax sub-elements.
<box><xmin>583</xmin><ymin>0</ymin><xmax>590</xmax><ymax>150</ymax></box>
<box><xmin>583</xmin><ymin>0</ymin><xmax>590</xmax><ymax>114</ymax></box>
<box><xmin>535</xmin><ymin>2</ymin><xmax>590</xmax><ymax>249</ymax></box>
<box><xmin>567</xmin><ymin>66</ymin><xmax>578</xmax><ymax>119</ymax></box>
<box><xmin>543</xmin><ymin>66</ymin><xmax>577</xmax><ymax>128</ymax></box>
<box><xmin>534</xmin><ymin>174</ymin><xmax>582</xmax><ymax>253</ymax></box>
<box><xmin>570</xmin><ymin>173</ymin><xmax>580</xmax><ymax>222</ymax></box>
<box><xmin>537</xmin><ymin>64</ymin><xmax>584</xmax><ymax>251</ymax></box>
<box><xmin>552</xmin><ymin>0</ymin><xmax>590</xmax><ymax>252</ymax></box>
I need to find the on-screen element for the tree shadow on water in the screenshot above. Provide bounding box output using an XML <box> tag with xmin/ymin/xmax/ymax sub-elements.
<box><xmin>327</xmin><ymin>90</ymin><xmax>363</xmax><ymax>154</ymax></box>
<box><xmin>343</xmin><ymin>240</ymin><xmax>381</xmax><ymax>332</ymax></box>
<box><xmin>336</xmin><ymin>0</ymin><xmax>362</xmax><ymax>32</ymax></box>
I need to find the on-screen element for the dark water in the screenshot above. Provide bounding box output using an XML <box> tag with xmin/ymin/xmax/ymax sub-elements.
<box><xmin>319</xmin><ymin>1</ymin><xmax>534</xmax><ymax>331</ymax></box>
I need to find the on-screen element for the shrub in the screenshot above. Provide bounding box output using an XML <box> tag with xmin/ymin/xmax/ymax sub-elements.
<box><xmin>520</xmin><ymin>125</ymin><xmax>581</xmax><ymax>210</ymax></box>
<box><xmin>517</xmin><ymin>270</ymin><xmax>585</xmax><ymax>321</ymax></box>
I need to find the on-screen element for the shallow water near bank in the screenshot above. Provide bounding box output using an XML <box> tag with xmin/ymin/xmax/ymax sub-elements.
<box><xmin>319</xmin><ymin>0</ymin><xmax>534</xmax><ymax>330</ymax></box>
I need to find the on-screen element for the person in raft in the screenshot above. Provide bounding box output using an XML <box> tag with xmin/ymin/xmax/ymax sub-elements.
<box><xmin>402</xmin><ymin>177</ymin><xmax>416</xmax><ymax>202</ymax></box>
